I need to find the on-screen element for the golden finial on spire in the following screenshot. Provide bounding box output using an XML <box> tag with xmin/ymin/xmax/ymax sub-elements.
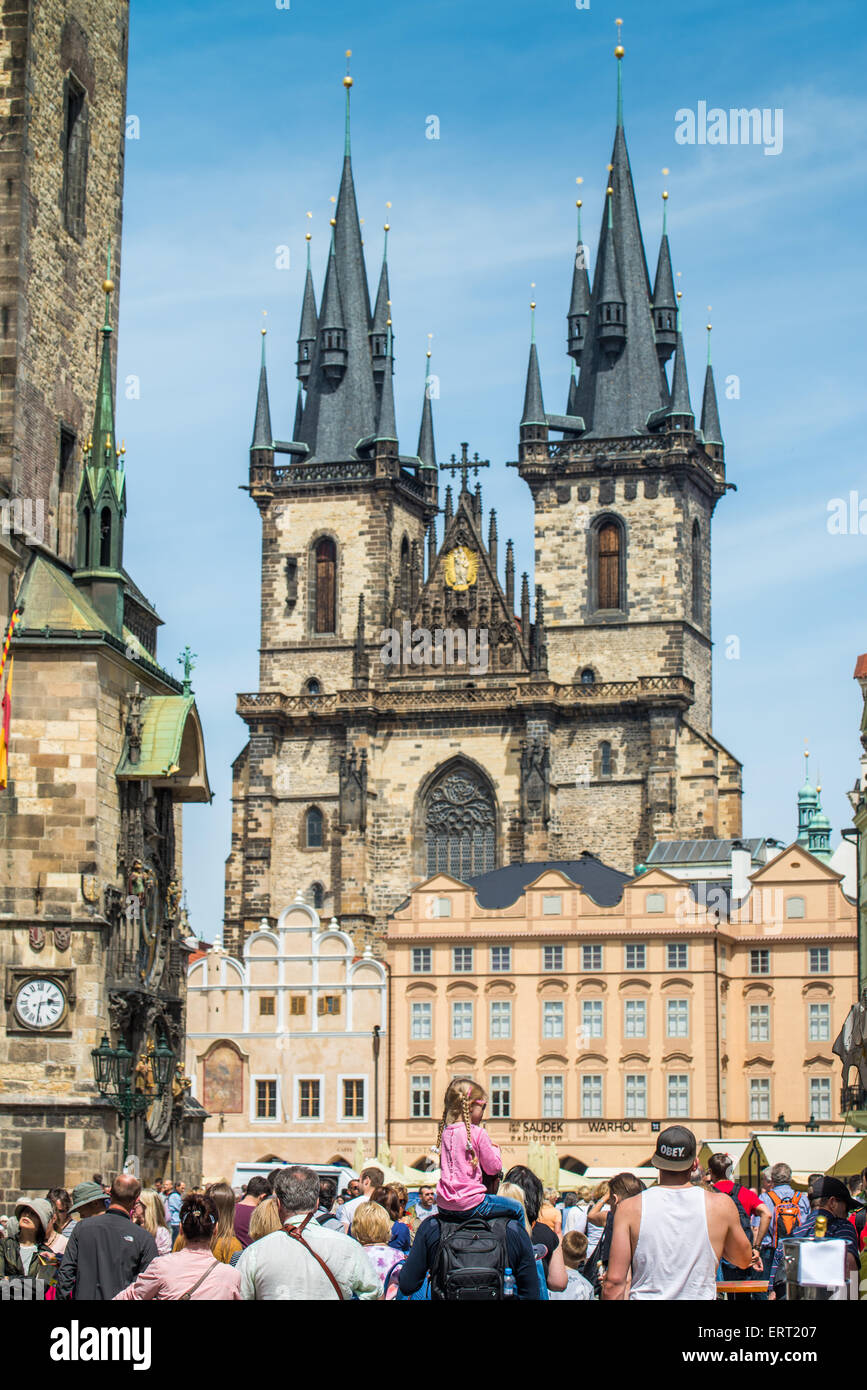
<box><xmin>330</xmin><ymin>217</ymin><xmax>337</xmax><ymax>226</ymax></box>
<box><xmin>261</xmin><ymin>309</ymin><xmax>268</xmax><ymax>337</ymax></box>
<box><xmin>615</xmin><ymin>17</ymin><xmax>624</xmax><ymax>58</ymax></box>
<box><xmin>344</xmin><ymin>49</ymin><xmax>353</xmax><ymax>87</ymax></box>
<box><xmin>426</xmin><ymin>331</ymin><xmax>433</xmax><ymax>360</ymax></box>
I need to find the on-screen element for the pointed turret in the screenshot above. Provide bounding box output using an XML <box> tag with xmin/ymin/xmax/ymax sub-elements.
<box><xmin>797</xmin><ymin>747</ymin><xmax>819</xmax><ymax>847</ymax></box>
<box><xmin>318</xmin><ymin>230</ymin><xmax>347</xmax><ymax>381</ymax></box>
<box><xmin>520</xmin><ymin>572</ymin><xmax>530</xmax><ymax>645</ymax></box>
<box><xmin>488</xmin><ymin>509</ymin><xmax>498</xmax><ymax>572</ymax></box>
<box><xmin>520</xmin><ymin>300</ymin><xmax>547</xmax><ymax>449</ymax></box>
<box><xmin>566</xmin><ymin>360</ymin><xmax>580</xmax><ymax>416</ymax></box>
<box><xmin>700</xmin><ymin>323</ymin><xmax>724</xmax><ymax>456</ymax></box>
<box><xmin>374</xmin><ymin>324</ymin><xmax>398</xmax><ymax>446</ymax></box>
<box><xmin>505</xmin><ymin>539</ymin><xmax>515</xmax><ymax>613</ymax></box>
<box><xmin>296</xmin><ymin>236</ymin><xmax>318</xmax><ymax>382</ymax></box>
<box><xmin>417</xmin><ymin>347</ymin><xmax>437</xmax><ymax>470</ymax></box>
<box><xmin>808</xmin><ymin>782</ymin><xmax>833</xmax><ymax>862</ymax></box>
<box><xmin>293</xmin><ymin>382</ymin><xmax>304</xmax><ymax>441</ymax></box>
<box><xmin>370</xmin><ymin>222</ymin><xmax>391</xmax><ymax>386</ymax></box>
<box><xmin>251</xmin><ymin>326</ymin><xmax>273</xmax><ymax>449</ymax></box>
<box><xmin>665</xmin><ymin>306</ymin><xmax>694</xmax><ymax>428</ymax></box>
<box><xmin>74</xmin><ymin>247</ymin><xmax>127</xmax><ymax>635</ymax></box>
<box><xmin>651</xmin><ymin>190</ymin><xmax>677</xmax><ymax>364</ymax></box>
<box><xmin>567</xmin><ymin>197</ymin><xmax>591</xmax><ymax>362</ymax></box>
<box><xmin>570</xmin><ymin>35</ymin><xmax>668</xmax><ymax>437</ymax></box>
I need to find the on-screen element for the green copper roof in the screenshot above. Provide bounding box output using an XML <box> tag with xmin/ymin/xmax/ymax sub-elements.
<box><xmin>115</xmin><ymin>694</ymin><xmax>212</xmax><ymax>802</ymax></box>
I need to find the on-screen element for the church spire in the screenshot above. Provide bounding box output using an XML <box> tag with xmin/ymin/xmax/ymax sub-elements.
<box><xmin>417</xmin><ymin>343</ymin><xmax>437</xmax><ymax>471</ymax></box>
<box><xmin>797</xmin><ymin>744</ymin><xmax>819</xmax><ymax>846</ymax></box>
<box><xmin>251</xmin><ymin>319</ymin><xmax>273</xmax><ymax>449</ymax></box>
<box><xmin>370</xmin><ymin>215</ymin><xmax>391</xmax><ymax>386</ymax></box>
<box><xmin>651</xmin><ymin>181</ymin><xmax>677</xmax><ymax>365</ymax></box>
<box><xmin>91</xmin><ymin>243</ymin><xmax>118</xmax><ymax>463</ymax></box>
<box><xmin>700</xmin><ymin>319</ymin><xmax>724</xmax><ymax>452</ymax></box>
<box><xmin>666</xmin><ymin>303</ymin><xmax>694</xmax><ymax>426</ymax></box>
<box><xmin>297</xmin><ymin>56</ymin><xmax>377</xmax><ymax>462</ymax></box>
<box><xmin>374</xmin><ymin>323</ymin><xmax>398</xmax><ymax>444</ymax></box>
<box><xmin>520</xmin><ymin>296</ymin><xmax>547</xmax><ymax>437</ymax></box>
<box><xmin>570</xmin><ymin>25</ymin><xmax>668</xmax><ymax>438</ymax></box>
<box><xmin>567</xmin><ymin>190</ymin><xmax>591</xmax><ymax>363</ymax></box>
<box><xmin>296</xmin><ymin>230</ymin><xmax>318</xmax><ymax>383</ymax></box>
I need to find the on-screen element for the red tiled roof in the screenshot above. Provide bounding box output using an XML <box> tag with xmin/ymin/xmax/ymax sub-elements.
<box><xmin>854</xmin><ymin>654</ymin><xmax>867</xmax><ymax>679</ymax></box>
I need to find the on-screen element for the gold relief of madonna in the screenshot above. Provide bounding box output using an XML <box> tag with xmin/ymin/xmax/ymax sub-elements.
<box><xmin>444</xmin><ymin>546</ymin><xmax>478</xmax><ymax>591</ymax></box>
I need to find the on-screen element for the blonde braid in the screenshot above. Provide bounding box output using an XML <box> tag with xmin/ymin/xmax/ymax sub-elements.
<box><xmin>461</xmin><ymin>1091</ymin><xmax>477</xmax><ymax>1170</ymax></box>
<box><xmin>433</xmin><ymin>1098</ymin><xmax>450</xmax><ymax>1161</ymax></box>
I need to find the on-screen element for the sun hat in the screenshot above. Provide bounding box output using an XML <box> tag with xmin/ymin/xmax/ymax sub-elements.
<box><xmin>69</xmin><ymin>1181</ymin><xmax>108</xmax><ymax>1213</ymax></box>
<box><xmin>814</xmin><ymin>1176</ymin><xmax>865</xmax><ymax>1212</ymax></box>
<box><xmin>14</xmin><ymin>1196</ymin><xmax>54</xmax><ymax>1236</ymax></box>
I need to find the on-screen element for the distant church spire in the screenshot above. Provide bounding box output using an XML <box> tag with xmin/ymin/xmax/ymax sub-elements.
<box><xmin>520</xmin><ymin>296</ymin><xmax>546</xmax><ymax>432</ymax></box>
<box><xmin>417</xmin><ymin>343</ymin><xmax>437</xmax><ymax>471</ymax></box>
<box><xmin>251</xmin><ymin>319</ymin><xmax>273</xmax><ymax>449</ymax></box>
<box><xmin>567</xmin><ymin>190</ymin><xmax>591</xmax><ymax>363</ymax></box>
<box><xmin>370</xmin><ymin>216</ymin><xmax>391</xmax><ymax>387</ymax></box>
<box><xmin>651</xmin><ymin>183</ymin><xmax>677</xmax><ymax>365</ymax></box>
<box><xmin>296</xmin><ymin>231</ymin><xmax>318</xmax><ymax>383</ymax></box>
<box><xmin>700</xmin><ymin>319</ymin><xmax>724</xmax><ymax>450</ymax></box>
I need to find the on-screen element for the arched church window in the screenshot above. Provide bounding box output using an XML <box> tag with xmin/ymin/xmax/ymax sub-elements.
<box><xmin>305</xmin><ymin>678</ymin><xmax>321</xmax><ymax>695</ymax></box>
<box><xmin>314</xmin><ymin>537</ymin><xmax>336</xmax><ymax>634</ymax></box>
<box><xmin>691</xmin><ymin>520</ymin><xmax>702</xmax><ymax>623</ymax></box>
<box><xmin>597</xmin><ymin>521</ymin><xmax>622</xmax><ymax>610</ymax></box>
<box><xmin>310</xmin><ymin>882</ymin><xmax>325</xmax><ymax>910</ymax></box>
<box><xmin>600</xmin><ymin>741</ymin><xmax>612</xmax><ymax>777</ymax></box>
<box><xmin>99</xmin><ymin>507</ymin><xmax>112</xmax><ymax>567</ymax></box>
<box><xmin>581</xmin><ymin>668</ymin><xmax>595</xmax><ymax>685</ymax></box>
<box><xmin>425</xmin><ymin>766</ymin><xmax>496</xmax><ymax>879</ymax></box>
<box><xmin>306</xmin><ymin>806</ymin><xmax>323</xmax><ymax>849</ymax></box>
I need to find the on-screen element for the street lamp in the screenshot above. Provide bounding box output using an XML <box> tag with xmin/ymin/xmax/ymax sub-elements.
<box><xmin>91</xmin><ymin>1031</ymin><xmax>175</xmax><ymax>1170</ymax></box>
<box><xmin>805</xmin><ymin>1114</ymin><xmax>820</xmax><ymax>1133</ymax></box>
<box><xmin>773</xmin><ymin>1112</ymin><xmax>790</xmax><ymax>1132</ymax></box>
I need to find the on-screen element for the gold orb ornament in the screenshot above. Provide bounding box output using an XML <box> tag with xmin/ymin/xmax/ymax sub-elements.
<box><xmin>306</xmin><ymin>232</ymin><xmax>311</xmax><ymax>241</ymax></box>
<box><xmin>103</xmin><ymin>278</ymin><xmax>114</xmax><ymax>293</ymax></box>
<box><xmin>615</xmin><ymin>45</ymin><xmax>624</xmax><ymax>57</ymax></box>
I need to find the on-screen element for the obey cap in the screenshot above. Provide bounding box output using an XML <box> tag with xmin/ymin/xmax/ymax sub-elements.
<box><xmin>651</xmin><ymin>1125</ymin><xmax>697</xmax><ymax>1171</ymax></box>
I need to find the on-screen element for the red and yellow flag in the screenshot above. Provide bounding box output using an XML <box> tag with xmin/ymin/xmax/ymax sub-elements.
<box><xmin>0</xmin><ymin>608</ymin><xmax>21</xmax><ymax>790</ymax></box>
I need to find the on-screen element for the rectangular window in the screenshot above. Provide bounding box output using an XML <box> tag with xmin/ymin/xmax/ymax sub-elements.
<box><xmin>808</xmin><ymin>948</ymin><xmax>830</xmax><ymax>975</ymax></box>
<box><xmin>298</xmin><ymin>1079</ymin><xmax>320</xmax><ymax>1119</ymax></box>
<box><xmin>63</xmin><ymin>76</ymin><xmax>88</xmax><ymax>238</ymax></box>
<box><xmin>667</xmin><ymin>943</ymin><xmax>688</xmax><ymax>970</ymax></box>
<box><xmin>581</xmin><ymin>999</ymin><xmax>603</xmax><ymax>1039</ymax></box>
<box><xmin>666</xmin><ymin>999</ymin><xmax>689</xmax><ymax>1038</ymax></box>
<box><xmin>667</xmin><ymin>1074</ymin><xmax>690</xmax><ymax>1118</ymax></box>
<box><xmin>749</xmin><ymin>949</ymin><xmax>770</xmax><ymax>976</ymax></box>
<box><xmin>412</xmin><ymin>948</ymin><xmax>432</xmax><ymax>974</ymax></box>
<box><xmin>542</xmin><ymin>894</ymin><xmax>562</xmax><ymax>915</ymax></box>
<box><xmin>808</xmin><ymin>1002</ymin><xmax>831</xmax><ymax>1042</ymax></box>
<box><xmin>581</xmin><ymin>1074</ymin><xmax>603</xmax><ymax>1119</ymax></box>
<box><xmin>453</xmin><ymin>947</ymin><xmax>473</xmax><ymax>973</ymax></box>
<box><xmin>452</xmin><ymin>1001</ymin><xmax>473</xmax><ymax>1040</ymax></box>
<box><xmin>645</xmin><ymin>893</ymin><xmax>666</xmax><ymax>914</ymax></box>
<box><xmin>342</xmin><ymin>1078</ymin><xmax>365</xmax><ymax>1119</ymax></box>
<box><xmin>317</xmin><ymin>995</ymin><xmax>341</xmax><ymax>1015</ymax></box>
<box><xmin>749</xmin><ymin>1077</ymin><xmax>771</xmax><ymax>1122</ymax></box>
<box><xmin>490</xmin><ymin>946</ymin><xmax>511</xmax><ymax>972</ymax></box>
<box><xmin>625</xmin><ymin>943</ymin><xmax>647</xmax><ymax>971</ymax></box>
<box><xmin>489</xmin><ymin>1000</ymin><xmax>511</xmax><ymax>1040</ymax></box>
<box><xmin>542</xmin><ymin>1075</ymin><xmax>564</xmax><ymax>1119</ymax></box>
<box><xmin>410</xmin><ymin>1002</ymin><xmax>432</xmax><ymax>1040</ymax></box>
<box><xmin>543</xmin><ymin>944</ymin><xmax>564</xmax><ymax>972</ymax></box>
<box><xmin>490</xmin><ymin>1074</ymin><xmax>511</xmax><ymax>1119</ymax></box>
<box><xmin>259</xmin><ymin>996</ymin><xmax>275</xmax><ymax>1016</ymax></box>
<box><xmin>256</xmin><ymin>1080</ymin><xmax>277</xmax><ymax>1119</ymax></box>
<box><xmin>542</xmin><ymin>1000</ymin><xmax>564</xmax><ymax>1039</ymax></box>
<box><xmin>625</xmin><ymin>1074</ymin><xmax>647</xmax><ymax>1118</ymax></box>
<box><xmin>290</xmin><ymin>996</ymin><xmax>306</xmax><ymax>1016</ymax></box>
<box><xmin>624</xmin><ymin>999</ymin><xmax>647</xmax><ymax>1038</ymax></box>
<box><xmin>749</xmin><ymin>1003</ymin><xmax>770</xmax><ymax>1042</ymax></box>
<box><xmin>809</xmin><ymin>1077</ymin><xmax>832</xmax><ymax>1122</ymax></box>
<box><xmin>435</xmin><ymin>897</ymin><xmax>452</xmax><ymax>918</ymax></box>
<box><xmin>582</xmin><ymin>944</ymin><xmax>603</xmax><ymax>971</ymax></box>
<box><xmin>411</xmin><ymin>1074</ymin><xmax>431</xmax><ymax>1119</ymax></box>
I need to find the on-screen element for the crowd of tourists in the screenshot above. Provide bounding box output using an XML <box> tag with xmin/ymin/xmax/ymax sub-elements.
<box><xmin>1</xmin><ymin>1077</ymin><xmax>866</xmax><ymax>1300</ymax></box>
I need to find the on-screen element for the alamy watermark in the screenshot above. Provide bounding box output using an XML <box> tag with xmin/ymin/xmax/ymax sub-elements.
<box><xmin>380</xmin><ymin>622</ymin><xmax>488</xmax><ymax>674</ymax></box>
<box><xmin>827</xmin><ymin>492</ymin><xmax>867</xmax><ymax>535</ymax></box>
<box><xmin>675</xmin><ymin>102</ymin><xmax>783</xmax><ymax>157</ymax></box>
<box><xmin>675</xmin><ymin>883</ymin><xmax>784</xmax><ymax>933</ymax></box>
<box><xmin>1</xmin><ymin>496</ymin><xmax>44</xmax><ymax>544</ymax></box>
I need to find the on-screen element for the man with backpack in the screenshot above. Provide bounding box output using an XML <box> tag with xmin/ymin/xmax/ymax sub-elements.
<box><xmin>760</xmin><ymin>1162</ymin><xmax>810</xmax><ymax>1280</ymax></box>
<box><xmin>397</xmin><ymin>1200</ymin><xmax>539</xmax><ymax>1299</ymax></box>
<box><xmin>707</xmin><ymin>1154</ymin><xmax>770</xmax><ymax>1293</ymax></box>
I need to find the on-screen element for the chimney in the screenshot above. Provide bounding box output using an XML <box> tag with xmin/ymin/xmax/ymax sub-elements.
<box><xmin>730</xmin><ymin>839</ymin><xmax>751</xmax><ymax>904</ymax></box>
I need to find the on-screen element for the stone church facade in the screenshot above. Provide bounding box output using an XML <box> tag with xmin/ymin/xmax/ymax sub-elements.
<box><xmin>0</xmin><ymin>1</ymin><xmax>211</xmax><ymax>1197</ymax></box>
<box><xmin>225</xmin><ymin>55</ymin><xmax>742</xmax><ymax>955</ymax></box>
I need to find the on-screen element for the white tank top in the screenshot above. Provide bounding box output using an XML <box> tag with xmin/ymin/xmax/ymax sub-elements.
<box><xmin>629</xmin><ymin>1186</ymin><xmax>718</xmax><ymax>1300</ymax></box>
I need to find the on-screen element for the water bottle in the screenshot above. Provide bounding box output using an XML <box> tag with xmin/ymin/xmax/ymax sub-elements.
<box><xmin>503</xmin><ymin>1266</ymin><xmax>517</xmax><ymax>1298</ymax></box>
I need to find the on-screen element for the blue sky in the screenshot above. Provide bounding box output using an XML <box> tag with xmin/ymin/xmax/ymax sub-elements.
<box><xmin>115</xmin><ymin>0</ymin><xmax>867</xmax><ymax>937</ymax></box>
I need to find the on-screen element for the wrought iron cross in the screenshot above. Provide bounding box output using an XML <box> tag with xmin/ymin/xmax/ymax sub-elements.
<box><xmin>439</xmin><ymin>441</ymin><xmax>490</xmax><ymax>495</ymax></box>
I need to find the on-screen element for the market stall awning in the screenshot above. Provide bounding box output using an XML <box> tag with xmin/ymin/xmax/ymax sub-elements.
<box><xmin>698</xmin><ymin>1137</ymin><xmax>768</xmax><ymax>1182</ymax></box>
<box><xmin>750</xmin><ymin>1130</ymin><xmax>867</xmax><ymax>1184</ymax></box>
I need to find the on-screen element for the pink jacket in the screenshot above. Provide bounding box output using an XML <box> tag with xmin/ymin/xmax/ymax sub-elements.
<box><xmin>113</xmin><ymin>1242</ymin><xmax>241</xmax><ymax>1301</ymax></box>
<box><xmin>436</xmin><ymin>1123</ymin><xmax>502</xmax><ymax>1213</ymax></box>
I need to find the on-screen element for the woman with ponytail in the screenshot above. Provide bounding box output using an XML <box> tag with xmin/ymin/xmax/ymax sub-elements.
<box><xmin>114</xmin><ymin>1194</ymin><xmax>241</xmax><ymax>1301</ymax></box>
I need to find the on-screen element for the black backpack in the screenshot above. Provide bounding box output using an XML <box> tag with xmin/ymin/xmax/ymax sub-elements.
<box><xmin>430</xmin><ymin>1214</ymin><xmax>510</xmax><ymax>1300</ymax></box>
<box><xmin>727</xmin><ymin>1185</ymin><xmax>754</xmax><ymax>1243</ymax></box>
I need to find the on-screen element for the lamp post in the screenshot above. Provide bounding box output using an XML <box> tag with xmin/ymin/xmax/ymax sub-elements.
<box><xmin>372</xmin><ymin>1025</ymin><xmax>381</xmax><ymax>1162</ymax></box>
<box><xmin>91</xmin><ymin>1030</ymin><xmax>175</xmax><ymax>1170</ymax></box>
<box><xmin>773</xmin><ymin>1112</ymin><xmax>790</xmax><ymax>1132</ymax></box>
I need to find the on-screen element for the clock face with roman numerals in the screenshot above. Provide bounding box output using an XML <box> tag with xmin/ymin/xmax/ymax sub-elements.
<box><xmin>14</xmin><ymin>978</ymin><xmax>65</xmax><ymax>1030</ymax></box>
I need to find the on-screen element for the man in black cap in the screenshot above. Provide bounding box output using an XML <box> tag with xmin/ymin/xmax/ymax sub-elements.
<box><xmin>604</xmin><ymin>1126</ymin><xmax>757</xmax><ymax>1300</ymax></box>
<box><xmin>767</xmin><ymin>1176</ymin><xmax>863</xmax><ymax>1297</ymax></box>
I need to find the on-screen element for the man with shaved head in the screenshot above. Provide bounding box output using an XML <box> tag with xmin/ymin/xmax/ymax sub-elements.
<box><xmin>57</xmin><ymin>1174</ymin><xmax>157</xmax><ymax>1301</ymax></box>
